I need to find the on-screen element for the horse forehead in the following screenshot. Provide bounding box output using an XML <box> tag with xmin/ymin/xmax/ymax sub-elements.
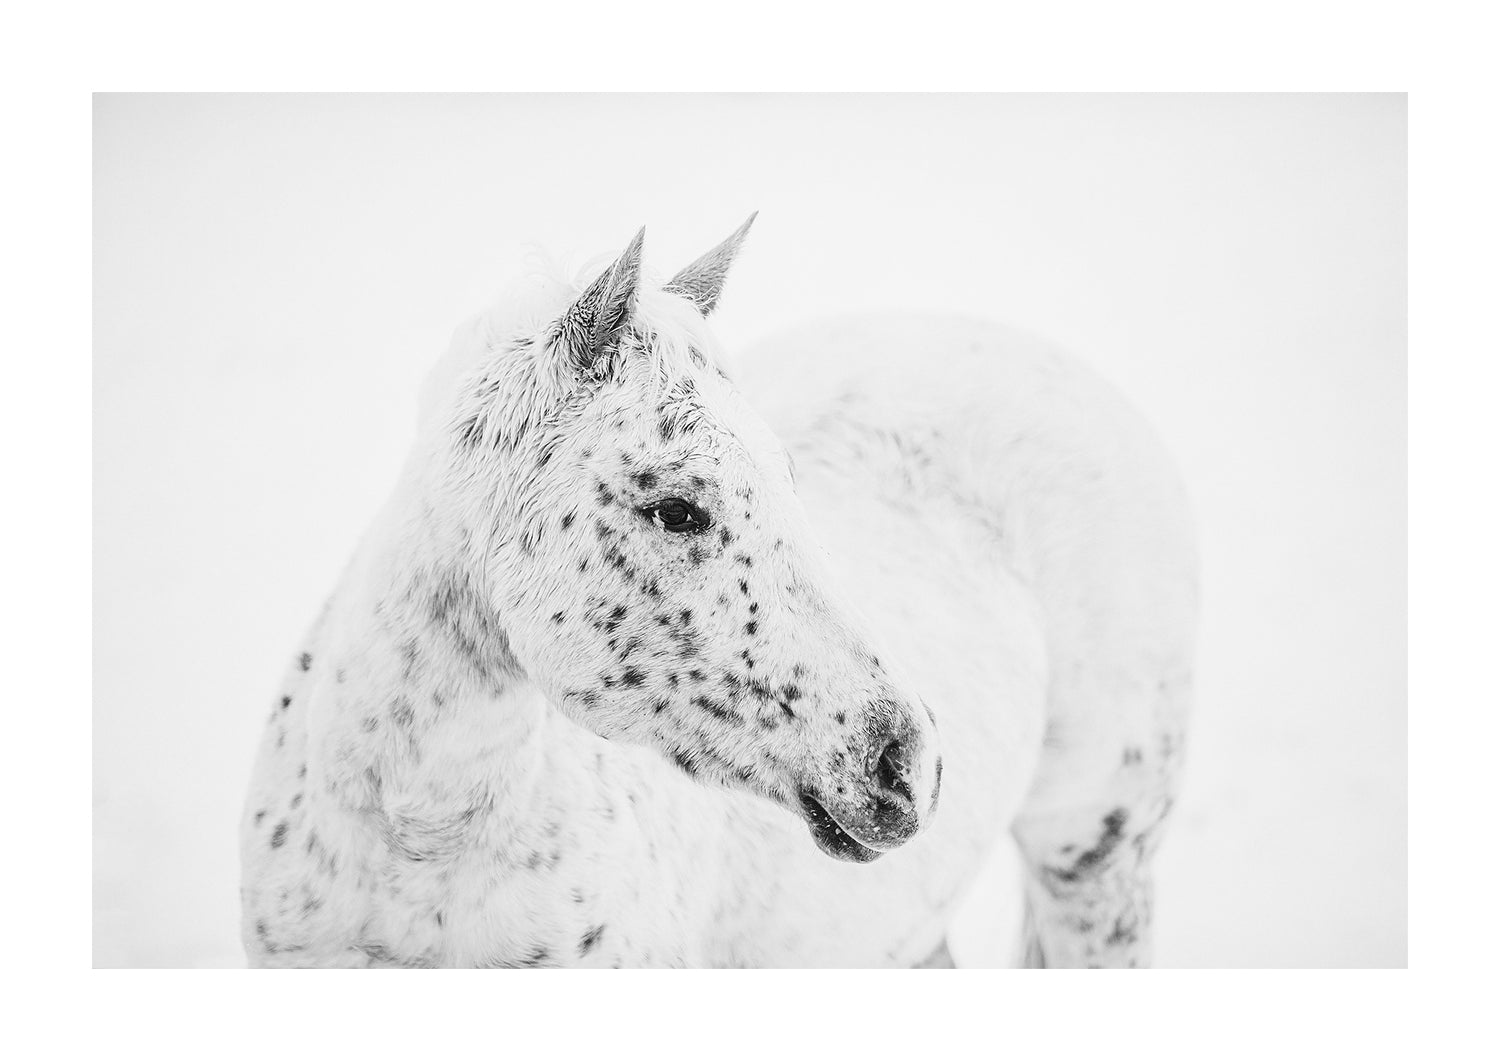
<box><xmin>603</xmin><ymin>368</ymin><xmax>784</xmax><ymax>469</ymax></box>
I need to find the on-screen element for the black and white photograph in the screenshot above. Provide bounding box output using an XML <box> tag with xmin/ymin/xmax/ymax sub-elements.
<box><xmin>91</xmin><ymin>92</ymin><xmax>1407</xmax><ymax>972</ymax></box>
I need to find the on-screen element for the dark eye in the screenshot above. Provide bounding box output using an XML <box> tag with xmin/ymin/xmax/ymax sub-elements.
<box><xmin>643</xmin><ymin>498</ymin><xmax>709</xmax><ymax>534</ymax></box>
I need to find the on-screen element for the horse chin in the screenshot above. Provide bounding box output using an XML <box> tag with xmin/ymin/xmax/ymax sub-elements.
<box><xmin>798</xmin><ymin>794</ymin><xmax>885</xmax><ymax>864</ymax></box>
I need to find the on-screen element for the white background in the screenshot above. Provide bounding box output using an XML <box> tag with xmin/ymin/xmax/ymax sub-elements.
<box><xmin>93</xmin><ymin>93</ymin><xmax>1405</xmax><ymax>967</ymax></box>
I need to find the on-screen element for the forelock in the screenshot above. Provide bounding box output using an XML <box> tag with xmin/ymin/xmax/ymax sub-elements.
<box><xmin>626</xmin><ymin>284</ymin><xmax>736</xmax><ymax>383</ymax></box>
<box><xmin>469</xmin><ymin>257</ymin><xmax>733</xmax><ymax>380</ymax></box>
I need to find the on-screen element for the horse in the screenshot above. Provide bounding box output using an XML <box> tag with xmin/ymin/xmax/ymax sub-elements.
<box><xmin>239</xmin><ymin>217</ymin><xmax>1197</xmax><ymax>968</ymax></box>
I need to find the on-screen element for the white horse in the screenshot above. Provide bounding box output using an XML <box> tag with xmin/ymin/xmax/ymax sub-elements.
<box><xmin>240</xmin><ymin>218</ymin><xmax>1197</xmax><ymax>968</ymax></box>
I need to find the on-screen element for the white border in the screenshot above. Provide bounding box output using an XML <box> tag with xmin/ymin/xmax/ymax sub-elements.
<box><xmin>8</xmin><ymin>0</ymin><xmax>1484</xmax><ymax>1053</ymax></box>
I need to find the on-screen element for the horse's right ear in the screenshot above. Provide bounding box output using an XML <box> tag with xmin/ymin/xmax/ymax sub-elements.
<box><xmin>556</xmin><ymin>227</ymin><xmax>645</xmax><ymax>373</ymax></box>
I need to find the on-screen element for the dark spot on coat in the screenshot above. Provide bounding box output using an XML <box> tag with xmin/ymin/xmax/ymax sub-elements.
<box><xmin>691</xmin><ymin>695</ymin><xmax>741</xmax><ymax>724</ymax></box>
<box><xmin>270</xmin><ymin>821</ymin><xmax>289</xmax><ymax>849</ymax></box>
<box><xmin>1046</xmin><ymin>808</ymin><xmax>1130</xmax><ymax>885</ymax></box>
<box><xmin>299</xmin><ymin>652</ymin><xmax>313</xmax><ymax>671</ymax></box>
<box><xmin>1106</xmin><ymin>914</ymin><xmax>1139</xmax><ymax>947</ymax></box>
<box><xmin>427</xmin><ymin>570</ymin><xmax>521</xmax><ymax>680</ymax></box>
<box><xmin>561</xmin><ymin>512</ymin><xmax>575</xmax><ymax>529</ymax></box>
<box><xmin>579</xmin><ymin>925</ymin><xmax>606</xmax><ymax>956</ymax></box>
<box><xmin>280</xmin><ymin>695</ymin><xmax>291</xmax><ymax>710</ymax></box>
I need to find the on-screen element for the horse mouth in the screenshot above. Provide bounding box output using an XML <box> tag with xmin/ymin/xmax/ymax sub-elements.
<box><xmin>798</xmin><ymin>793</ymin><xmax>884</xmax><ymax>864</ymax></box>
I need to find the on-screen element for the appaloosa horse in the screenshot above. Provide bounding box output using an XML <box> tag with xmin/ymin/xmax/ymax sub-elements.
<box><xmin>240</xmin><ymin>218</ymin><xmax>1197</xmax><ymax>967</ymax></box>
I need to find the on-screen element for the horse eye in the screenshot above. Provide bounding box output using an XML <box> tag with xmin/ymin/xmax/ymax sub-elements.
<box><xmin>644</xmin><ymin>498</ymin><xmax>708</xmax><ymax>534</ymax></box>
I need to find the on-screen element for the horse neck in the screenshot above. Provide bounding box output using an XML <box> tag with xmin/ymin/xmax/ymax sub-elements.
<box><xmin>310</xmin><ymin>478</ymin><xmax>555</xmax><ymax>847</ymax></box>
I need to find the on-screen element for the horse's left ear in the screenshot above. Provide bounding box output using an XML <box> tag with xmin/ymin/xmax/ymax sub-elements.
<box><xmin>558</xmin><ymin>227</ymin><xmax>645</xmax><ymax>372</ymax></box>
<box><xmin>663</xmin><ymin>212</ymin><xmax>757</xmax><ymax>316</ymax></box>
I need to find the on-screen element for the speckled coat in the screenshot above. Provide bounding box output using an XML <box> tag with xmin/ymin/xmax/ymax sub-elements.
<box><xmin>240</xmin><ymin>227</ymin><xmax>1197</xmax><ymax>968</ymax></box>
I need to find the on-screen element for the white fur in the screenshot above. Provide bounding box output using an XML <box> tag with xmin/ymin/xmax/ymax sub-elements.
<box><xmin>240</xmin><ymin>250</ymin><xmax>1196</xmax><ymax>968</ymax></box>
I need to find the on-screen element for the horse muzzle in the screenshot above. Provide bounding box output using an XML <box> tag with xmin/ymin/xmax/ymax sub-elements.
<box><xmin>797</xmin><ymin>704</ymin><xmax>942</xmax><ymax>863</ymax></box>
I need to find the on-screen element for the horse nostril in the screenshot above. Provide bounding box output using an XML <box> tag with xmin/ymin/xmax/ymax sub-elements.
<box><xmin>873</xmin><ymin>738</ymin><xmax>915</xmax><ymax>807</ymax></box>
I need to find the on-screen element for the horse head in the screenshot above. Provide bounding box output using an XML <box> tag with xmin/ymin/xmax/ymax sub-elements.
<box><xmin>415</xmin><ymin>218</ymin><xmax>941</xmax><ymax>862</ymax></box>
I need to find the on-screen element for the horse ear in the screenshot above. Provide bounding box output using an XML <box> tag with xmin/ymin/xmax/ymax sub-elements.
<box><xmin>663</xmin><ymin>212</ymin><xmax>757</xmax><ymax>316</ymax></box>
<box><xmin>558</xmin><ymin>227</ymin><xmax>646</xmax><ymax>372</ymax></box>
